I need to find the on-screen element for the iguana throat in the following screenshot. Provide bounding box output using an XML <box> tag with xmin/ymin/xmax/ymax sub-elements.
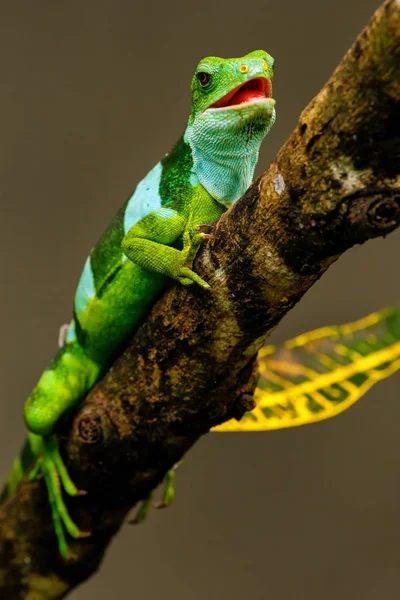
<box><xmin>185</xmin><ymin>97</ymin><xmax>275</xmax><ymax>207</ymax></box>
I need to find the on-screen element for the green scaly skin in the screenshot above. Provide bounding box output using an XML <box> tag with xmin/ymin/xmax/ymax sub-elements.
<box><xmin>1</xmin><ymin>50</ymin><xmax>276</xmax><ymax>560</ymax></box>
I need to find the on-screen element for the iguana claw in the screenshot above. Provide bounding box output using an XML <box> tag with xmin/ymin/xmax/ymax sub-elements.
<box><xmin>197</xmin><ymin>223</ymin><xmax>215</xmax><ymax>239</ymax></box>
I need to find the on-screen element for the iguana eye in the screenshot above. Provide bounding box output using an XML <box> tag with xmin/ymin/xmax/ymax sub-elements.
<box><xmin>197</xmin><ymin>72</ymin><xmax>210</xmax><ymax>86</ymax></box>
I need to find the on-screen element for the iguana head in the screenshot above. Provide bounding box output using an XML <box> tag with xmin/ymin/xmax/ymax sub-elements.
<box><xmin>185</xmin><ymin>50</ymin><xmax>276</xmax><ymax>207</ymax></box>
<box><xmin>189</xmin><ymin>50</ymin><xmax>275</xmax><ymax>119</ymax></box>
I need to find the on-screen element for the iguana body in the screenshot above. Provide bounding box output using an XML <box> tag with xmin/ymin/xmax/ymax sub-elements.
<box><xmin>1</xmin><ymin>50</ymin><xmax>276</xmax><ymax>559</ymax></box>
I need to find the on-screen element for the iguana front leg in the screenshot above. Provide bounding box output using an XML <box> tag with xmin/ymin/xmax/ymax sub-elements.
<box><xmin>122</xmin><ymin>208</ymin><xmax>210</xmax><ymax>289</ymax></box>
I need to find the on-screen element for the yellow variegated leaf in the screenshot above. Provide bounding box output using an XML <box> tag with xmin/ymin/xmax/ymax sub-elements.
<box><xmin>213</xmin><ymin>307</ymin><xmax>400</xmax><ymax>432</ymax></box>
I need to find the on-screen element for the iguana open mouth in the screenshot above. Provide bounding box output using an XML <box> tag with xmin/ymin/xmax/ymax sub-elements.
<box><xmin>210</xmin><ymin>77</ymin><xmax>272</xmax><ymax>109</ymax></box>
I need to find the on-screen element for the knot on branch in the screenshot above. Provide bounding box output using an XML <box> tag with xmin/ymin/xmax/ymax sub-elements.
<box><xmin>71</xmin><ymin>403</ymin><xmax>120</xmax><ymax>450</ymax></box>
<box><xmin>276</xmin><ymin>186</ymin><xmax>400</xmax><ymax>274</ymax></box>
<box><xmin>346</xmin><ymin>188</ymin><xmax>400</xmax><ymax>238</ymax></box>
<box><xmin>77</xmin><ymin>414</ymin><xmax>103</xmax><ymax>444</ymax></box>
<box><xmin>366</xmin><ymin>193</ymin><xmax>400</xmax><ymax>229</ymax></box>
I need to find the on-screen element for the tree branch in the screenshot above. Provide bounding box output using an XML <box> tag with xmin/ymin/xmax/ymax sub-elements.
<box><xmin>1</xmin><ymin>0</ymin><xmax>399</xmax><ymax>597</ymax></box>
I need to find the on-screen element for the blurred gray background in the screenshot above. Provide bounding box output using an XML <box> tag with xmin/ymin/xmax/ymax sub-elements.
<box><xmin>1</xmin><ymin>1</ymin><xmax>399</xmax><ymax>598</ymax></box>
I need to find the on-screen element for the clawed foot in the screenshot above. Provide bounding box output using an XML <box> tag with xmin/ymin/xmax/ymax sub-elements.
<box><xmin>197</xmin><ymin>223</ymin><xmax>215</xmax><ymax>240</ymax></box>
<box><xmin>128</xmin><ymin>491</ymin><xmax>154</xmax><ymax>525</ymax></box>
<box><xmin>29</xmin><ymin>435</ymin><xmax>90</xmax><ymax>561</ymax></box>
<box><xmin>174</xmin><ymin>266</ymin><xmax>211</xmax><ymax>289</ymax></box>
<box><xmin>129</xmin><ymin>463</ymin><xmax>179</xmax><ymax>525</ymax></box>
<box><xmin>152</xmin><ymin>465</ymin><xmax>176</xmax><ymax>509</ymax></box>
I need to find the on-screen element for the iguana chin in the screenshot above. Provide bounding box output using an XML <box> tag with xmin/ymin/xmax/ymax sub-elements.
<box><xmin>1</xmin><ymin>50</ymin><xmax>276</xmax><ymax>559</ymax></box>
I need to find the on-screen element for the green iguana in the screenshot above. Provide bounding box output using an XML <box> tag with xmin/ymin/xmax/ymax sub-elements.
<box><xmin>1</xmin><ymin>50</ymin><xmax>276</xmax><ymax>559</ymax></box>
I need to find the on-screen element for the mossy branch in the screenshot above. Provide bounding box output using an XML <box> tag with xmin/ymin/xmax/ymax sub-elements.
<box><xmin>0</xmin><ymin>0</ymin><xmax>399</xmax><ymax>597</ymax></box>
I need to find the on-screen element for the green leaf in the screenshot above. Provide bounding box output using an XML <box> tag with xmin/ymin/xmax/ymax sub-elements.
<box><xmin>213</xmin><ymin>307</ymin><xmax>400</xmax><ymax>432</ymax></box>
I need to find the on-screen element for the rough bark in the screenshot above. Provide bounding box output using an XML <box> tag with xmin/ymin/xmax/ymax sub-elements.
<box><xmin>0</xmin><ymin>0</ymin><xmax>399</xmax><ymax>597</ymax></box>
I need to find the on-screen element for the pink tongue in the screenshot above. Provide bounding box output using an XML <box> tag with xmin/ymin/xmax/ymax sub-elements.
<box><xmin>228</xmin><ymin>89</ymin><xmax>265</xmax><ymax>106</ymax></box>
